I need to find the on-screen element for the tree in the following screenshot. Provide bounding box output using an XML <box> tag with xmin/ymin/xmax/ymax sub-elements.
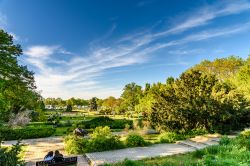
<box><xmin>0</xmin><ymin>30</ymin><xmax>40</xmax><ymax>121</ymax></box>
<box><xmin>234</xmin><ymin>55</ymin><xmax>250</xmax><ymax>101</ymax></box>
<box><xmin>120</xmin><ymin>82</ymin><xmax>143</xmax><ymax>112</ymax></box>
<box><xmin>89</xmin><ymin>97</ymin><xmax>98</xmax><ymax>111</ymax></box>
<box><xmin>149</xmin><ymin>70</ymin><xmax>248</xmax><ymax>133</ymax></box>
<box><xmin>191</xmin><ymin>56</ymin><xmax>244</xmax><ymax>81</ymax></box>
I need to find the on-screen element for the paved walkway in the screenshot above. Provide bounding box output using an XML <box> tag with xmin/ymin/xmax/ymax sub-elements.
<box><xmin>2</xmin><ymin>137</ymin><xmax>88</xmax><ymax>166</ymax></box>
<box><xmin>85</xmin><ymin>135</ymin><xmax>221</xmax><ymax>166</ymax></box>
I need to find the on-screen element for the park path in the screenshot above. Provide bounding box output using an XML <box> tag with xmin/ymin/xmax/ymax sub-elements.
<box><xmin>2</xmin><ymin>136</ymin><xmax>89</xmax><ymax>166</ymax></box>
<box><xmin>85</xmin><ymin>134</ymin><xmax>223</xmax><ymax>166</ymax></box>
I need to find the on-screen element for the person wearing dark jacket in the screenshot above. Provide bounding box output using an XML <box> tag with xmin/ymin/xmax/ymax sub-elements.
<box><xmin>53</xmin><ymin>150</ymin><xmax>64</xmax><ymax>162</ymax></box>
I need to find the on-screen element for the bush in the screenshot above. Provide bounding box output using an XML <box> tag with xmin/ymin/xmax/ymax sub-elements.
<box><xmin>192</xmin><ymin>149</ymin><xmax>205</xmax><ymax>158</ymax></box>
<box><xmin>219</xmin><ymin>136</ymin><xmax>231</xmax><ymax>145</ymax></box>
<box><xmin>0</xmin><ymin>126</ymin><xmax>55</xmax><ymax>140</ymax></box>
<box><xmin>0</xmin><ymin>141</ymin><xmax>25</xmax><ymax>166</ymax></box>
<box><xmin>158</xmin><ymin>132</ymin><xmax>185</xmax><ymax>143</ymax></box>
<box><xmin>64</xmin><ymin>135</ymin><xmax>88</xmax><ymax>154</ymax></box>
<box><xmin>64</xmin><ymin>126</ymin><xmax>124</xmax><ymax>154</ymax></box>
<box><xmin>240</xmin><ymin>130</ymin><xmax>250</xmax><ymax>139</ymax></box>
<box><xmin>86</xmin><ymin>126</ymin><xmax>124</xmax><ymax>152</ymax></box>
<box><xmin>77</xmin><ymin>116</ymin><xmax>133</xmax><ymax>129</ymax></box>
<box><xmin>125</xmin><ymin>134</ymin><xmax>147</xmax><ymax>147</ymax></box>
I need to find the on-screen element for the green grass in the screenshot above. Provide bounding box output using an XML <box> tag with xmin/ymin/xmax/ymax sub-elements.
<box><xmin>106</xmin><ymin>153</ymin><xmax>199</xmax><ymax>166</ymax></box>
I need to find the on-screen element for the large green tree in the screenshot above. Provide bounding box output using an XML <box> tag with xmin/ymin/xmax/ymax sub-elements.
<box><xmin>149</xmin><ymin>70</ymin><xmax>248</xmax><ymax>133</ymax></box>
<box><xmin>191</xmin><ymin>56</ymin><xmax>244</xmax><ymax>81</ymax></box>
<box><xmin>0</xmin><ymin>30</ymin><xmax>40</xmax><ymax>121</ymax></box>
<box><xmin>120</xmin><ymin>82</ymin><xmax>143</xmax><ymax>112</ymax></box>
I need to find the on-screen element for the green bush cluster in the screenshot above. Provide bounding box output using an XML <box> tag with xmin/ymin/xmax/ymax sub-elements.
<box><xmin>76</xmin><ymin>116</ymin><xmax>133</xmax><ymax>129</ymax></box>
<box><xmin>0</xmin><ymin>126</ymin><xmax>55</xmax><ymax>140</ymax></box>
<box><xmin>64</xmin><ymin>126</ymin><xmax>124</xmax><ymax>154</ymax></box>
<box><xmin>64</xmin><ymin>135</ymin><xmax>88</xmax><ymax>154</ymax></box>
<box><xmin>158</xmin><ymin>132</ymin><xmax>186</xmax><ymax>143</ymax></box>
<box><xmin>0</xmin><ymin>141</ymin><xmax>25</xmax><ymax>166</ymax></box>
<box><xmin>158</xmin><ymin>129</ymin><xmax>207</xmax><ymax>143</ymax></box>
<box><xmin>125</xmin><ymin>134</ymin><xmax>147</xmax><ymax>147</ymax></box>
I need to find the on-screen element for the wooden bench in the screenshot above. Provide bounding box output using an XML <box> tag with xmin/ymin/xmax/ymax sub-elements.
<box><xmin>36</xmin><ymin>157</ymin><xmax>77</xmax><ymax>166</ymax></box>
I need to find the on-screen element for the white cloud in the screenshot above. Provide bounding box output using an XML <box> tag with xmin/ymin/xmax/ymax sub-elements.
<box><xmin>24</xmin><ymin>45</ymin><xmax>59</xmax><ymax>58</ymax></box>
<box><xmin>23</xmin><ymin>0</ymin><xmax>250</xmax><ymax>99</ymax></box>
<box><xmin>0</xmin><ymin>13</ymin><xmax>7</xmax><ymax>28</ymax></box>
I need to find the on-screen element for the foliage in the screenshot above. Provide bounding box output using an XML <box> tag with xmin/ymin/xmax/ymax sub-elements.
<box><xmin>240</xmin><ymin>130</ymin><xmax>250</xmax><ymax>139</ymax></box>
<box><xmin>47</xmin><ymin>112</ymin><xmax>61</xmax><ymax>125</ymax></box>
<box><xmin>89</xmin><ymin>97</ymin><xmax>98</xmax><ymax>111</ymax></box>
<box><xmin>76</xmin><ymin>116</ymin><xmax>133</xmax><ymax>129</ymax></box>
<box><xmin>0</xmin><ymin>30</ymin><xmax>41</xmax><ymax>122</ymax></box>
<box><xmin>64</xmin><ymin>135</ymin><xmax>88</xmax><ymax>154</ymax></box>
<box><xmin>0</xmin><ymin>141</ymin><xmax>25</xmax><ymax>166</ymax></box>
<box><xmin>120</xmin><ymin>83</ymin><xmax>143</xmax><ymax>113</ymax></box>
<box><xmin>149</xmin><ymin>70</ymin><xmax>248</xmax><ymax>133</ymax></box>
<box><xmin>102</xmin><ymin>96</ymin><xmax>120</xmax><ymax>113</ymax></box>
<box><xmin>66</xmin><ymin>104</ymin><xmax>72</xmax><ymax>112</ymax></box>
<box><xmin>219</xmin><ymin>136</ymin><xmax>231</xmax><ymax>145</ymax></box>
<box><xmin>8</xmin><ymin>111</ymin><xmax>31</xmax><ymax>127</ymax></box>
<box><xmin>44</xmin><ymin>97</ymin><xmax>89</xmax><ymax>107</ymax></box>
<box><xmin>87</xmin><ymin>126</ymin><xmax>124</xmax><ymax>152</ymax></box>
<box><xmin>65</xmin><ymin>126</ymin><xmax>124</xmax><ymax>154</ymax></box>
<box><xmin>0</xmin><ymin>126</ymin><xmax>55</xmax><ymax>140</ymax></box>
<box><xmin>190</xmin><ymin>56</ymin><xmax>244</xmax><ymax>81</ymax></box>
<box><xmin>125</xmin><ymin>134</ymin><xmax>147</xmax><ymax>147</ymax></box>
<box><xmin>158</xmin><ymin>132</ymin><xmax>185</xmax><ymax>143</ymax></box>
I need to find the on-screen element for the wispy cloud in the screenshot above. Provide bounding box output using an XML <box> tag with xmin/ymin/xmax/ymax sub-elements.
<box><xmin>23</xmin><ymin>0</ymin><xmax>250</xmax><ymax>99</ymax></box>
<box><xmin>0</xmin><ymin>13</ymin><xmax>7</xmax><ymax>29</ymax></box>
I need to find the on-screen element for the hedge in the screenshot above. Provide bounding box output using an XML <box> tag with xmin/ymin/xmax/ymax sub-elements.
<box><xmin>76</xmin><ymin>116</ymin><xmax>133</xmax><ymax>129</ymax></box>
<box><xmin>0</xmin><ymin>126</ymin><xmax>56</xmax><ymax>140</ymax></box>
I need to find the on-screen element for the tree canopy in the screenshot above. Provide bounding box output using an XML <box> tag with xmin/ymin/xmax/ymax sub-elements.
<box><xmin>0</xmin><ymin>30</ymin><xmax>41</xmax><ymax>121</ymax></box>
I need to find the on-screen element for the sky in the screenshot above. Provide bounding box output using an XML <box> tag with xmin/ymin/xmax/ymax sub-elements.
<box><xmin>0</xmin><ymin>0</ymin><xmax>250</xmax><ymax>99</ymax></box>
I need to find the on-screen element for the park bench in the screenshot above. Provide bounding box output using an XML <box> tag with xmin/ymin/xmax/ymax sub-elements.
<box><xmin>36</xmin><ymin>156</ymin><xmax>77</xmax><ymax>166</ymax></box>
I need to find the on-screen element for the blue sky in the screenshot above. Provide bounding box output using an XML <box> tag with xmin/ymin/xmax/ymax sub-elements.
<box><xmin>1</xmin><ymin>0</ymin><xmax>250</xmax><ymax>99</ymax></box>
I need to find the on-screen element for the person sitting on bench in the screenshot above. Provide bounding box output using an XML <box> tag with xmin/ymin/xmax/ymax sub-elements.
<box><xmin>44</xmin><ymin>151</ymin><xmax>54</xmax><ymax>161</ymax></box>
<box><xmin>53</xmin><ymin>150</ymin><xmax>64</xmax><ymax>162</ymax></box>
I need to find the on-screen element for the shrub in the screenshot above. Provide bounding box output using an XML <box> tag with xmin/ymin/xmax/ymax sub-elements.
<box><xmin>125</xmin><ymin>134</ymin><xmax>147</xmax><ymax>147</ymax></box>
<box><xmin>219</xmin><ymin>136</ymin><xmax>231</xmax><ymax>145</ymax></box>
<box><xmin>66</xmin><ymin>105</ymin><xmax>72</xmax><ymax>112</ymax></box>
<box><xmin>158</xmin><ymin>132</ymin><xmax>185</xmax><ymax>143</ymax></box>
<box><xmin>184</xmin><ymin>129</ymin><xmax>207</xmax><ymax>138</ymax></box>
<box><xmin>8</xmin><ymin>111</ymin><xmax>31</xmax><ymax>127</ymax></box>
<box><xmin>240</xmin><ymin>130</ymin><xmax>250</xmax><ymax>139</ymax></box>
<box><xmin>64</xmin><ymin>126</ymin><xmax>124</xmax><ymax>154</ymax></box>
<box><xmin>205</xmin><ymin>145</ymin><xmax>220</xmax><ymax>155</ymax></box>
<box><xmin>0</xmin><ymin>141</ymin><xmax>25</xmax><ymax>166</ymax></box>
<box><xmin>86</xmin><ymin>126</ymin><xmax>124</xmax><ymax>152</ymax></box>
<box><xmin>0</xmin><ymin>126</ymin><xmax>55</xmax><ymax>140</ymax></box>
<box><xmin>77</xmin><ymin>116</ymin><xmax>133</xmax><ymax>129</ymax></box>
<box><xmin>192</xmin><ymin>149</ymin><xmax>205</xmax><ymax>158</ymax></box>
<box><xmin>64</xmin><ymin>135</ymin><xmax>88</xmax><ymax>154</ymax></box>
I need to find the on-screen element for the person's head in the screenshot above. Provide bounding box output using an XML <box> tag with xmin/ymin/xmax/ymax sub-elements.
<box><xmin>55</xmin><ymin>150</ymin><xmax>60</xmax><ymax>155</ymax></box>
<box><xmin>47</xmin><ymin>151</ymin><xmax>53</xmax><ymax>157</ymax></box>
